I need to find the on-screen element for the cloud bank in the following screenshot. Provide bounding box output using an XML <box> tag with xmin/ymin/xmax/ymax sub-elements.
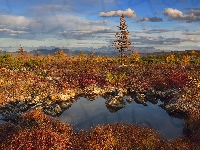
<box><xmin>99</xmin><ymin>8</ymin><xmax>136</xmax><ymax>18</ymax></box>
<box><xmin>139</xmin><ymin>17</ymin><xmax>163</xmax><ymax>22</ymax></box>
<box><xmin>163</xmin><ymin>8</ymin><xmax>200</xmax><ymax>22</ymax></box>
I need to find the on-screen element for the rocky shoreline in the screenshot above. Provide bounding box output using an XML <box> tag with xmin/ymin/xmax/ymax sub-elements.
<box><xmin>1</xmin><ymin>85</ymin><xmax>199</xmax><ymax>123</ymax></box>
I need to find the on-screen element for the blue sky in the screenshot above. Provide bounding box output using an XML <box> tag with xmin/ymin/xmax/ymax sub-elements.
<box><xmin>0</xmin><ymin>0</ymin><xmax>200</xmax><ymax>51</ymax></box>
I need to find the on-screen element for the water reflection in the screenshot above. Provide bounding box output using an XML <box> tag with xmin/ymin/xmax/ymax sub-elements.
<box><xmin>0</xmin><ymin>115</ymin><xmax>7</xmax><ymax>124</ymax></box>
<box><xmin>58</xmin><ymin>97</ymin><xmax>184</xmax><ymax>140</ymax></box>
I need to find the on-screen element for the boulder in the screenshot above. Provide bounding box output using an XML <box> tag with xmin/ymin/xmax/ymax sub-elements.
<box><xmin>105</xmin><ymin>91</ymin><xmax>125</xmax><ymax>108</ymax></box>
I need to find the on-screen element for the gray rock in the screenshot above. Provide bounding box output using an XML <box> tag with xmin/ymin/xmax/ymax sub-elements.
<box><xmin>105</xmin><ymin>96</ymin><xmax>125</xmax><ymax>108</ymax></box>
<box><xmin>60</xmin><ymin>102</ymin><xmax>72</xmax><ymax>109</ymax></box>
<box><xmin>54</xmin><ymin>104</ymin><xmax>62</xmax><ymax>114</ymax></box>
<box><xmin>126</xmin><ymin>97</ymin><xmax>133</xmax><ymax>104</ymax></box>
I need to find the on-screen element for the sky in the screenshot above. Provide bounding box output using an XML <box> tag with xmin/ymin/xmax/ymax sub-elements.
<box><xmin>0</xmin><ymin>0</ymin><xmax>200</xmax><ymax>52</ymax></box>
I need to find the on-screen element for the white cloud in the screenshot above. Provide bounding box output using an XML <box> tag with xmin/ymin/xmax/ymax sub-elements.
<box><xmin>133</xmin><ymin>28</ymin><xmax>178</xmax><ymax>34</ymax></box>
<box><xmin>139</xmin><ymin>17</ymin><xmax>163</xmax><ymax>22</ymax></box>
<box><xmin>0</xmin><ymin>13</ymin><xmax>113</xmax><ymax>41</ymax></box>
<box><xmin>99</xmin><ymin>8</ymin><xmax>136</xmax><ymax>18</ymax></box>
<box><xmin>182</xmin><ymin>32</ymin><xmax>200</xmax><ymax>35</ymax></box>
<box><xmin>10</xmin><ymin>34</ymin><xmax>16</xmax><ymax>36</ymax></box>
<box><xmin>0</xmin><ymin>15</ymin><xmax>30</xmax><ymax>27</ymax></box>
<box><xmin>0</xmin><ymin>28</ymin><xmax>11</xmax><ymax>32</ymax></box>
<box><xmin>163</xmin><ymin>8</ymin><xmax>200</xmax><ymax>22</ymax></box>
<box><xmin>142</xmin><ymin>17</ymin><xmax>149</xmax><ymax>21</ymax></box>
<box><xmin>190</xmin><ymin>9</ymin><xmax>200</xmax><ymax>16</ymax></box>
<box><xmin>0</xmin><ymin>27</ymin><xmax>28</xmax><ymax>35</ymax></box>
<box><xmin>59</xmin><ymin>28</ymin><xmax>116</xmax><ymax>40</ymax></box>
<box><xmin>163</xmin><ymin>8</ymin><xmax>184</xmax><ymax>18</ymax></box>
<box><xmin>181</xmin><ymin>37</ymin><xmax>199</xmax><ymax>43</ymax></box>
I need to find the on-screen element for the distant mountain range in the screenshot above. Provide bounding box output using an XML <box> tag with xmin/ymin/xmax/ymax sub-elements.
<box><xmin>0</xmin><ymin>47</ymin><xmax>119</xmax><ymax>57</ymax></box>
<box><xmin>0</xmin><ymin>46</ymin><xmax>171</xmax><ymax>57</ymax></box>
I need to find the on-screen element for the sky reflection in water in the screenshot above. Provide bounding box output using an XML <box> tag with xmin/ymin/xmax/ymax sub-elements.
<box><xmin>59</xmin><ymin>97</ymin><xmax>184</xmax><ymax>140</ymax></box>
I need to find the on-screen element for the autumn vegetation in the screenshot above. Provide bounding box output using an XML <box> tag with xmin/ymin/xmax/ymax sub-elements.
<box><xmin>0</xmin><ymin>109</ymin><xmax>199</xmax><ymax>149</ymax></box>
<box><xmin>0</xmin><ymin>47</ymin><xmax>199</xmax><ymax>149</ymax></box>
<box><xmin>0</xmin><ymin>14</ymin><xmax>200</xmax><ymax>149</ymax></box>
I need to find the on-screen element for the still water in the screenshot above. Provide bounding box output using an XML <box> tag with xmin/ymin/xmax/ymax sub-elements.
<box><xmin>59</xmin><ymin>96</ymin><xmax>184</xmax><ymax>140</ymax></box>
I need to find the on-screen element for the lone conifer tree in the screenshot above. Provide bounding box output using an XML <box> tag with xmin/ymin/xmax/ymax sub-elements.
<box><xmin>18</xmin><ymin>44</ymin><xmax>24</xmax><ymax>56</ymax></box>
<box><xmin>112</xmin><ymin>14</ymin><xmax>134</xmax><ymax>65</ymax></box>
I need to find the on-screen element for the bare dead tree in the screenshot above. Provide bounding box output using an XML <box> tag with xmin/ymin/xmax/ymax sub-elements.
<box><xmin>112</xmin><ymin>14</ymin><xmax>134</xmax><ymax>65</ymax></box>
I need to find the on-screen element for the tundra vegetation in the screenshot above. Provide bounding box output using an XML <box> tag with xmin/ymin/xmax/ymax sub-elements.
<box><xmin>0</xmin><ymin>46</ymin><xmax>199</xmax><ymax>149</ymax></box>
<box><xmin>0</xmin><ymin>14</ymin><xmax>200</xmax><ymax>149</ymax></box>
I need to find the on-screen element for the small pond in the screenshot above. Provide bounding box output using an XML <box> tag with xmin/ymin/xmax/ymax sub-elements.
<box><xmin>59</xmin><ymin>96</ymin><xmax>184</xmax><ymax>140</ymax></box>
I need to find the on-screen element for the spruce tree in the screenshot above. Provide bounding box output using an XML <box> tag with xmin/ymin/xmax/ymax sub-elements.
<box><xmin>112</xmin><ymin>14</ymin><xmax>134</xmax><ymax>65</ymax></box>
